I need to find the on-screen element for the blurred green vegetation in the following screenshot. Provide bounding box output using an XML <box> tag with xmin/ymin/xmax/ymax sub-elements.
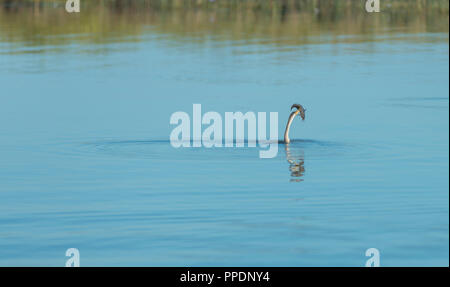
<box><xmin>0</xmin><ymin>0</ymin><xmax>448</xmax><ymax>47</ymax></box>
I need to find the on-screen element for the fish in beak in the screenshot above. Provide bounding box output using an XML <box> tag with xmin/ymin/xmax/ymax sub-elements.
<box><xmin>291</xmin><ymin>104</ymin><xmax>306</xmax><ymax>120</ymax></box>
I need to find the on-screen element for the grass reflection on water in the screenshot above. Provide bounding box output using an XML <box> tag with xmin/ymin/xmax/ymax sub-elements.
<box><xmin>0</xmin><ymin>0</ymin><xmax>448</xmax><ymax>49</ymax></box>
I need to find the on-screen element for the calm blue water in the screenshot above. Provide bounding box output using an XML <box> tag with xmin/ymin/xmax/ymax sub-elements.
<box><xmin>0</xmin><ymin>28</ymin><xmax>448</xmax><ymax>266</ymax></box>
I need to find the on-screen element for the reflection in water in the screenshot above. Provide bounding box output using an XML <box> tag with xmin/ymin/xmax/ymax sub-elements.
<box><xmin>285</xmin><ymin>144</ymin><xmax>305</xmax><ymax>182</ymax></box>
<box><xmin>0</xmin><ymin>0</ymin><xmax>448</xmax><ymax>50</ymax></box>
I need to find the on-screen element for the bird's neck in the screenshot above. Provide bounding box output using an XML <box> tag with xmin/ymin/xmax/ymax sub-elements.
<box><xmin>284</xmin><ymin>111</ymin><xmax>297</xmax><ymax>144</ymax></box>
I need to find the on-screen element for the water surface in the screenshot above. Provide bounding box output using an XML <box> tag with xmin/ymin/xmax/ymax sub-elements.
<box><xmin>0</xmin><ymin>1</ymin><xmax>448</xmax><ymax>266</ymax></box>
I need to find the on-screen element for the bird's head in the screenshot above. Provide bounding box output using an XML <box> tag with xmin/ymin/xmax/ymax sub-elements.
<box><xmin>291</xmin><ymin>104</ymin><xmax>306</xmax><ymax>120</ymax></box>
